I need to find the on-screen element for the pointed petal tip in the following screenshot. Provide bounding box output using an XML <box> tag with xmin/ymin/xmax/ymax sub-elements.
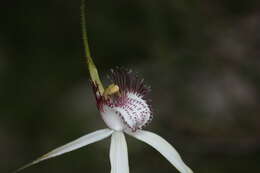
<box><xmin>13</xmin><ymin>129</ymin><xmax>113</xmax><ymax>173</ymax></box>
<box><xmin>126</xmin><ymin>130</ymin><xmax>193</xmax><ymax>173</ymax></box>
<box><xmin>12</xmin><ymin>158</ymin><xmax>40</xmax><ymax>173</ymax></box>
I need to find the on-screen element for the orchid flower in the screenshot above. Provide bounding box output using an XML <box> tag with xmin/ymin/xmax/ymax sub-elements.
<box><xmin>14</xmin><ymin>1</ymin><xmax>193</xmax><ymax>173</ymax></box>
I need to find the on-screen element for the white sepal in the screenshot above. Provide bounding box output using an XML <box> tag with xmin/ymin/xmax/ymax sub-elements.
<box><xmin>110</xmin><ymin>131</ymin><xmax>129</xmax><ymax>173</ymax></box>
<box><xmin>126</xmin><ymin>130</ymin><xmax>193</xmax><ymax>173</ymax></box>
<box><xmin>14</xmin><ymin>128</ymin><xmax>113</xmax><ymax>173</ymax></box>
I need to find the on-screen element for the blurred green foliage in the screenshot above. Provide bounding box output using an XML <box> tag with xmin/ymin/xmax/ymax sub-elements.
<box><xmin>0</xmin><ymin>0</ymin><xmax>260</xmax><ymax>172</ymax></box>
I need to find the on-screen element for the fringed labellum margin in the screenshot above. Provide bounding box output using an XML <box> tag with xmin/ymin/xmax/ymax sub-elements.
<box><xmin>91</xmin><ymin>68</ymin><xmax>153</xmax><ymax>132</ymax></box>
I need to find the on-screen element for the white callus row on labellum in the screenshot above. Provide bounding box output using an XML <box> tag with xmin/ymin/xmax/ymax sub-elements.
<box><xmin>14</xmin><ymin>1</ymin><xmax>193</xmax><ymax>172</ymax></box>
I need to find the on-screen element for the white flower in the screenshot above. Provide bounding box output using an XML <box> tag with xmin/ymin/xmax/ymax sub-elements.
<box><xmin>14</xmin><ymin>1</ymin><xmax>193</xmax><ymax>172</ymax></box>
<box><xmin>14</xmin><ymin>68</ymin><xmax>193</xmax><ymax>173</ymax></box>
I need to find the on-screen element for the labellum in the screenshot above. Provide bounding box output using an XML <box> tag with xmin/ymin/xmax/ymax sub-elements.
<box><xmin>91</xmin><ymin>68</ymin><xmax>153</xmax><ymax>132</ymax></box>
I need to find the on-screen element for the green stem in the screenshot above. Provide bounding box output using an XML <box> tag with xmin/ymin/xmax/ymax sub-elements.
<box><xmin>81</xmin><ymin>0</ymin><xmax>104</xmax><ymax>94</ymax></box>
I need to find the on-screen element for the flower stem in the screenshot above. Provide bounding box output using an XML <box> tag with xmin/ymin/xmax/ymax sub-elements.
<box><xmin>81</xmin><ymin>0</ymin><xmax>104</xmax><ymax>94</ymax></box>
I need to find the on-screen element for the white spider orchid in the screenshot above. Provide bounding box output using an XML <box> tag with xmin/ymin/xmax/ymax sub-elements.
<box><xmin>14</xmin><ymin>1</ymin><xmax>193</xmax><ymax>173</ymax></box>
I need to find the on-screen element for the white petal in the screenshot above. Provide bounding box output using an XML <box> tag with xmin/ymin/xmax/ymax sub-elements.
<box><xmin>126</xmin><ymin>130</ymin><xmax>193</xmax><ymax>173</ymax></box>
<box><xmin>14</xmin><ymin>128</ymin><xmax>113</xmax><ymax>173</ymax></box>
<box><xmin>110</xmin><ymin>131</ymin><xmax>129</xmax><ymax>173</ymax></box>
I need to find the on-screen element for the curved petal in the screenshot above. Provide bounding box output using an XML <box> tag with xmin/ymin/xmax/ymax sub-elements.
<box><xmin>110</xmin><ymin>131</ymin><xmax>129</xmax><ymax>173</ymax></box>
<box><xmin>126</xmin><ymin>130</ymin><xmax>193</xmax><ymax>173</ymax></box>
<box><xmin>14</xmin><ymin>128</ymin><xmax>113</xmax><ymax>173</ymax></box>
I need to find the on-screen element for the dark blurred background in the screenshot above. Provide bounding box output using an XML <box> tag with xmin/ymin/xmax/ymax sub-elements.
<box><xmin>1</xmin><ymin>0</ymin><xmax>260</xmax><ymax>172</ymax></box>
